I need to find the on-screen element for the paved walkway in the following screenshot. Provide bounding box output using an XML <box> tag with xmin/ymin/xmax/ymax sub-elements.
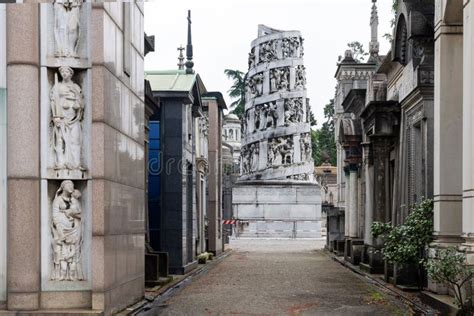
<box><xmin>143</xmin><ymin>239</ymin><xmax>407</xmax><ymax>315</ymax></box>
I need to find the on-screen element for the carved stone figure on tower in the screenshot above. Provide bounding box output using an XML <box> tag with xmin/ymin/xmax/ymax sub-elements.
<box><xmin>295</xmin><ymin>65</ymin><xmax>306</xmax><ymax>90</ymax></box>
<box><xmin>54</xmin><ymin>0</ymin><xmax>83</xmax><ymax>58</ymax></box>
<box><xmin>50</xmin><ymin>66</ymin><xmax>85</xmax><ymax>172</ymax></box>
<box><xmin>50</xmin><ymin>180</ymin><xmax>84</xmax><ymax>281</ymax></box>
<box><xmin>259</xmin><ymin>40</ymin><xmax>277</xmax><ymax>63</ymax></box>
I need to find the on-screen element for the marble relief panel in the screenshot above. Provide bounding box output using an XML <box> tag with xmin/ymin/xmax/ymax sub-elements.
<box><xmin>41</xmin><ymin>179</ymin><xmax>91</xmax><ymax>291</ymax></box>
<box><xmin>44</xmin><ymin>67</ymin><xmax>90</xmax><ymax>180</ymax></box>
<box><xmin>41</xmin><ymin>2</ymin><xmax>90</xmax><ymax>68</ymax></box>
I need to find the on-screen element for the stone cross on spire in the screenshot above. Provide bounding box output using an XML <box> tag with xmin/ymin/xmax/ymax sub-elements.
<box><xmin>177</xmin><ymin>45</ymin><xmax>185</xmax><ymax>70</ymax></box>
<box><xmin>185</xmin><ymin>10</ymin><xmax>195</xmax><ymax>74</ymax></box>
<box><xmin>368</xmin><ymin>0</ymin><xmax>380</xmax><ymax>63</ymax></box>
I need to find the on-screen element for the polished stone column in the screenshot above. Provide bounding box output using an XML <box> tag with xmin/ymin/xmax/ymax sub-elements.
<box><xmin>349</xmin><ymin>165</ymin><xmax>359</xmax><ymax>238</ymax></box>
<box><xmin>433</xmin><ymin>1</ymin><xmax>464</xmax><ymax>245</ymax></box>
<box><xmin>6</xmin><ymin>4</ymin><xmax>40</xmax><ymax>311</ymax></box>
<box><xmin>344</xmin><ymin>167</ymin><xmax>350</xmax><ymax>237</ymax></box>
<box><xmin>463</xmin><ymin>0</ymin><xmax>474</xmax><ymax>261</ymax></box>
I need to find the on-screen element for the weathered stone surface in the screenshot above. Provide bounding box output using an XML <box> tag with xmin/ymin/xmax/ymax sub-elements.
<box><xmin>234</xmin><ymin>25</ymin><xmax>321</xmax><ymax>238</ymax></box>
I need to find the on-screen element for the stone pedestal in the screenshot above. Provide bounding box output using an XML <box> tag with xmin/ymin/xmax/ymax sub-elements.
<box><xmin>233</xmin><ymin>182</ymin><xmax>321</xmax><ymax>238</ymax></box>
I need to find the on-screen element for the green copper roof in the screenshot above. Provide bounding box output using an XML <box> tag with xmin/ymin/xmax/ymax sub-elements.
<box><xmin>145</xmin><ymin>69</ymin><xmax>206</xmax><ymax>94</ymax></box>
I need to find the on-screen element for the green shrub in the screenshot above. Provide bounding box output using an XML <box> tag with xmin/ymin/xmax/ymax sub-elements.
<box><xmin>426</xmin><ymin>247</ymin><xmax>474</xmax><ymax>311</ymax></box>
<box><xmin>371</xmin><ymin>198</ymin><xmax>433</xmax><ymax>265</ymax></box>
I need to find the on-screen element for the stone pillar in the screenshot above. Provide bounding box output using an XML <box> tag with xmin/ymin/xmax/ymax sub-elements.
<box><xmin>0</xmin><ymin>4</ymin><xmax>6</xmax><ymax>307</ymax></box>
<box><xmin>463</xmin><ymin>0</ymin><xmax>474</xmax><ymax>260</ymax></box>
<box><xmin>344</xmin><ymin>167</ymin><xmax>350</xmax><ymax>237</ymax></box>
<box><xmin>363</xmin><ymin>144</ymin><xmax>374</xmax><ymax>245</ymax></box>
<box><xmin>6</xmin><ymin>4</ymin><xmax>41</xmax><ymax>311</ymax></box>
<box><xmin>433</xmin><ymin>1</ymin><xmax>464</xmax><ymax>246</ymax></box>
<box><xmin>372</xmin><ymin>138</ymin><xmax>391</xmax><ymax>225</ymax></box>
<box><xmin>207</xmin><ymin>98</ymin><xmax>223</xmax><ymax>255</ymax></box>
<box><xmin>349</xmin><ymin>165</ymin><xmax>358</xmax><ymax>238</ymax></box>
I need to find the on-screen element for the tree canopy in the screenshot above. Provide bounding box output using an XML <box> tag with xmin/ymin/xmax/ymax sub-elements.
<box><xmin>224</xmin><ymin>69</ymin><xmax>246</xmax><ymax>119</ymax></box>
<box><xmin>312</xmin><ymin>99</ymin><xmax>336</xmax><ymax>166</ymax></box>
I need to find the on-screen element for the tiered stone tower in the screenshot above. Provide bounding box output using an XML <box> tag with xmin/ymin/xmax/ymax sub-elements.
<box><xmin>232</xmin><ymin>25</ymin><xmax>321</xmax><ymax>238</ymax></box>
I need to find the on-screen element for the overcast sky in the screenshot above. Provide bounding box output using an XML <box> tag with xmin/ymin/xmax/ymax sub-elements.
<box><xmin>144</xmin><ymin>0</ymin><xmax>394</xmax><ymax>125</ymax></box>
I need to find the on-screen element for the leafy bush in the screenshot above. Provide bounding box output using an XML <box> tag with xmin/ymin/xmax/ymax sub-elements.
<box><xmin>372</xmin><ymin>198</ymin><xmax>433</xmax><ymax>265</ymax></box>
<box><xmin>426</xmin><ymin>247</ymin><xmax>474</xmax><ymax>311</ymax></box>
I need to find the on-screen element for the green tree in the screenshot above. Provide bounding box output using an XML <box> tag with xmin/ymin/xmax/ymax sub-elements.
<box><xmin>224</xmin><ymin>69</ymin><xmax>246</xmax><ymax>119</ymax></box>
<box><xmin>347</xmin><ymin>41</ymin><xmax>368</xmax><ymax>63</ymax></box>
<box><xmin>312</xmin><ymin>99</ymin><xmax>336</xmax><ymax>166</ymax></box>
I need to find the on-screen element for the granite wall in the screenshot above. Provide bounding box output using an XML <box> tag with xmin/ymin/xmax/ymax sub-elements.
<box><xmin>0</xmin><ymin>3</ymin><xmax>6</xmax><ymax>308</ymax></box>
<box><xmin>2</xmin><ymin>2</ymin><xmax>145</xmax><ymax>314</ymax></box>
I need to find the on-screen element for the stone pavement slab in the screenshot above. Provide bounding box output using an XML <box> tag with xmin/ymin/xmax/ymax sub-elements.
<box><xmin>142</xmin><ymin>239</ymin><xmax>408</xmax><ymax>315</ymax></box>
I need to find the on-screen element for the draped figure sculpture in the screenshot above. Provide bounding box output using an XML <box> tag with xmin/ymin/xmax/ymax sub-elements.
<box><xmin>54</xmin><ymin>0</ymin><xmax>82</xmax><ymax>58</ymax></box>
<box><xmin>50</xmin><ymin>180</ymin><xmax>84</xmax><ymax>281</ymax></box>
<box><xmin>50</xmin><ymin>66</ymin><xmax>85</xmax><ymax>172</ymax></box>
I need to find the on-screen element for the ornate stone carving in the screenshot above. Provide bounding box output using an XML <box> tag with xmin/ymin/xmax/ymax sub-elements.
<box><xmin>295</xmin><ymin>65</ymin><xmax>306</xmax><ymax>90</ymax></box>
<box><xmin>241</xmin><ymin>26</ymin><xmax>312</xmax><ymax>182</ymax></box>
<box><xmin>258</xmin><ymin>40</ymin><xmax>277</xmax><ymax>64</ymax></box>
<box><xmin>254</xmin><ymin>102</ymin><xmax>278</xmax><ymax>132</ymax></box>
<box><xmin>50</xmin><ymin>66</ymin><xmax>85</xmax><ymax>172</ymax></box>
<box><xmin>299</xmin><ymin>133</ymin><xmax>312</xmax><ymax>162</ymax></box>
<box><xmin>54</xmin><ymin>0</ymin><xmax>83</xmax><ymax>58</ymax></box>
<box><xmin>284</xmin><ymin>98</ymin><xmax>304</xmax><ymax>125</ymax></box>
<box><xmin>248</xmin><ymin>47</ymin><xmax>255</xmax><ymax>69</ymax></box>
<box><xmin>241</xmin><ymin>143</ymin><xmax>259</xmax><ymax>174</ymax></box>
<box><xmin>268</xmin><ymin>136</ymin><xmax>294</xmax><ymax>167</ymax></box>
<box><xmin>270</xmin><ymin>67</ymin><xmax>290</xmax><ymax>92</ymax></box>
<box><xmin>50</xmin><ymin>180</ymin><xmax>84</xmax><ymax>281</ymax></box>
<box><xmin>246</xmin><ymin>73</ymin><xmax>264</xmax><ymax>99</ymax></box>
<box><xmin>199</xmin><ymin>115</ymin><xmax>209</xmax><ymax>138</ymax></box>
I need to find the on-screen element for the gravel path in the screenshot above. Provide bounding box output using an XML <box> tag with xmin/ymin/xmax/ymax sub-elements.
<box><xmin>144</xmin><ymin>239</ymin><xmax>407</xmax><ymax>315</ymax></box>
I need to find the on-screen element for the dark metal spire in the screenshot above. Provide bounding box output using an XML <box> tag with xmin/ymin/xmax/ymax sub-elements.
<box><xmin>185</xmin><ymin>10</ymin><xmax>194</xmax><ymax>74</ymax></box>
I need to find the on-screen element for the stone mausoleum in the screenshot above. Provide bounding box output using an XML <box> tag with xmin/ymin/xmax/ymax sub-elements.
<box><xmin>0</xmin><ymin>2</ymin><xmax>146</xmax><ymax>314</ymax></box>
<box><xmin>232</xmin><ymin>25</ymin><xmax>321</xmax><ymax>238</ymax></box>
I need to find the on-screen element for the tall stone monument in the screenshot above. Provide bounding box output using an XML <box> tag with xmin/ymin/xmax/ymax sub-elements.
<box><xmin>232</xmin><ymin>25</ymin><xmax>321</xmax><ymax>238</ymax></box>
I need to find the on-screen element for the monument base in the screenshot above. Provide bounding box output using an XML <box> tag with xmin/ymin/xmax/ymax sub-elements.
<box><xmin>232</xmin><ymin>181</ymin><xmax>322</xmax><ymax>238</ymax></box>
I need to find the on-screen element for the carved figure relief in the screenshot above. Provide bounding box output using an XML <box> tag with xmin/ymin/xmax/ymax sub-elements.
<box><xmin>241</xmin><ymin>143</ymin><xmax>260</xmax><ymax>174</ymax></box>
<box><xmin>54</xmin><ymin>0</ymin><xmax>83</xmax><ymax>58</ymax></box>
<box><xmin>267</xmin><ymin>136</ymin><xmax>294</xmax><ymax>167</ymax></box>
<box><xmin>248</xmin><ymin>48</ymin><xmax>255</xmax><ymax>69</ymax></box>
<box><xmin>259</xmin><ymin>40</ymin><xmax>277</xmax><ymax>64</ymax></box>
<box><xmin>270</xmin><ymin>67</ymin><xmax>289</xmax><ymax>93</ymax></box>
<box><xmin>247</xmin><ymin>73</ymin><xmax>264</xmax><ymax>99</ymax></box>
<box><xmin>50</xmin><ymin>180</ymin><xmax>84</xmax><ymax>281</ymax></box>
<box><xmin>284</xmin><ymin>98</ymin><xmax>303</xmax><ymax>125</ymax></box>
<box><xmin>199</xmin><ymin>115</ymin><xmax>209</xmax><ymax>138</ymax></box>
<box><xmin>299</xmin><ymin>133</ymin><xmax>312</xmax><ymax>162</ymax></box>
<box><xmin>295</xmin><ymin>65</ymin><xmax>306</xmax><ymax>90</ymax></box>
<box><xmin>264</xmin><ymin>102</ymin><xmax>278</xmax><ymax>129</ymax></box>
<box><xmin>50</xmin><ymin>66</ymin><xmax>85</xmax><ymax>172</ymax></box>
